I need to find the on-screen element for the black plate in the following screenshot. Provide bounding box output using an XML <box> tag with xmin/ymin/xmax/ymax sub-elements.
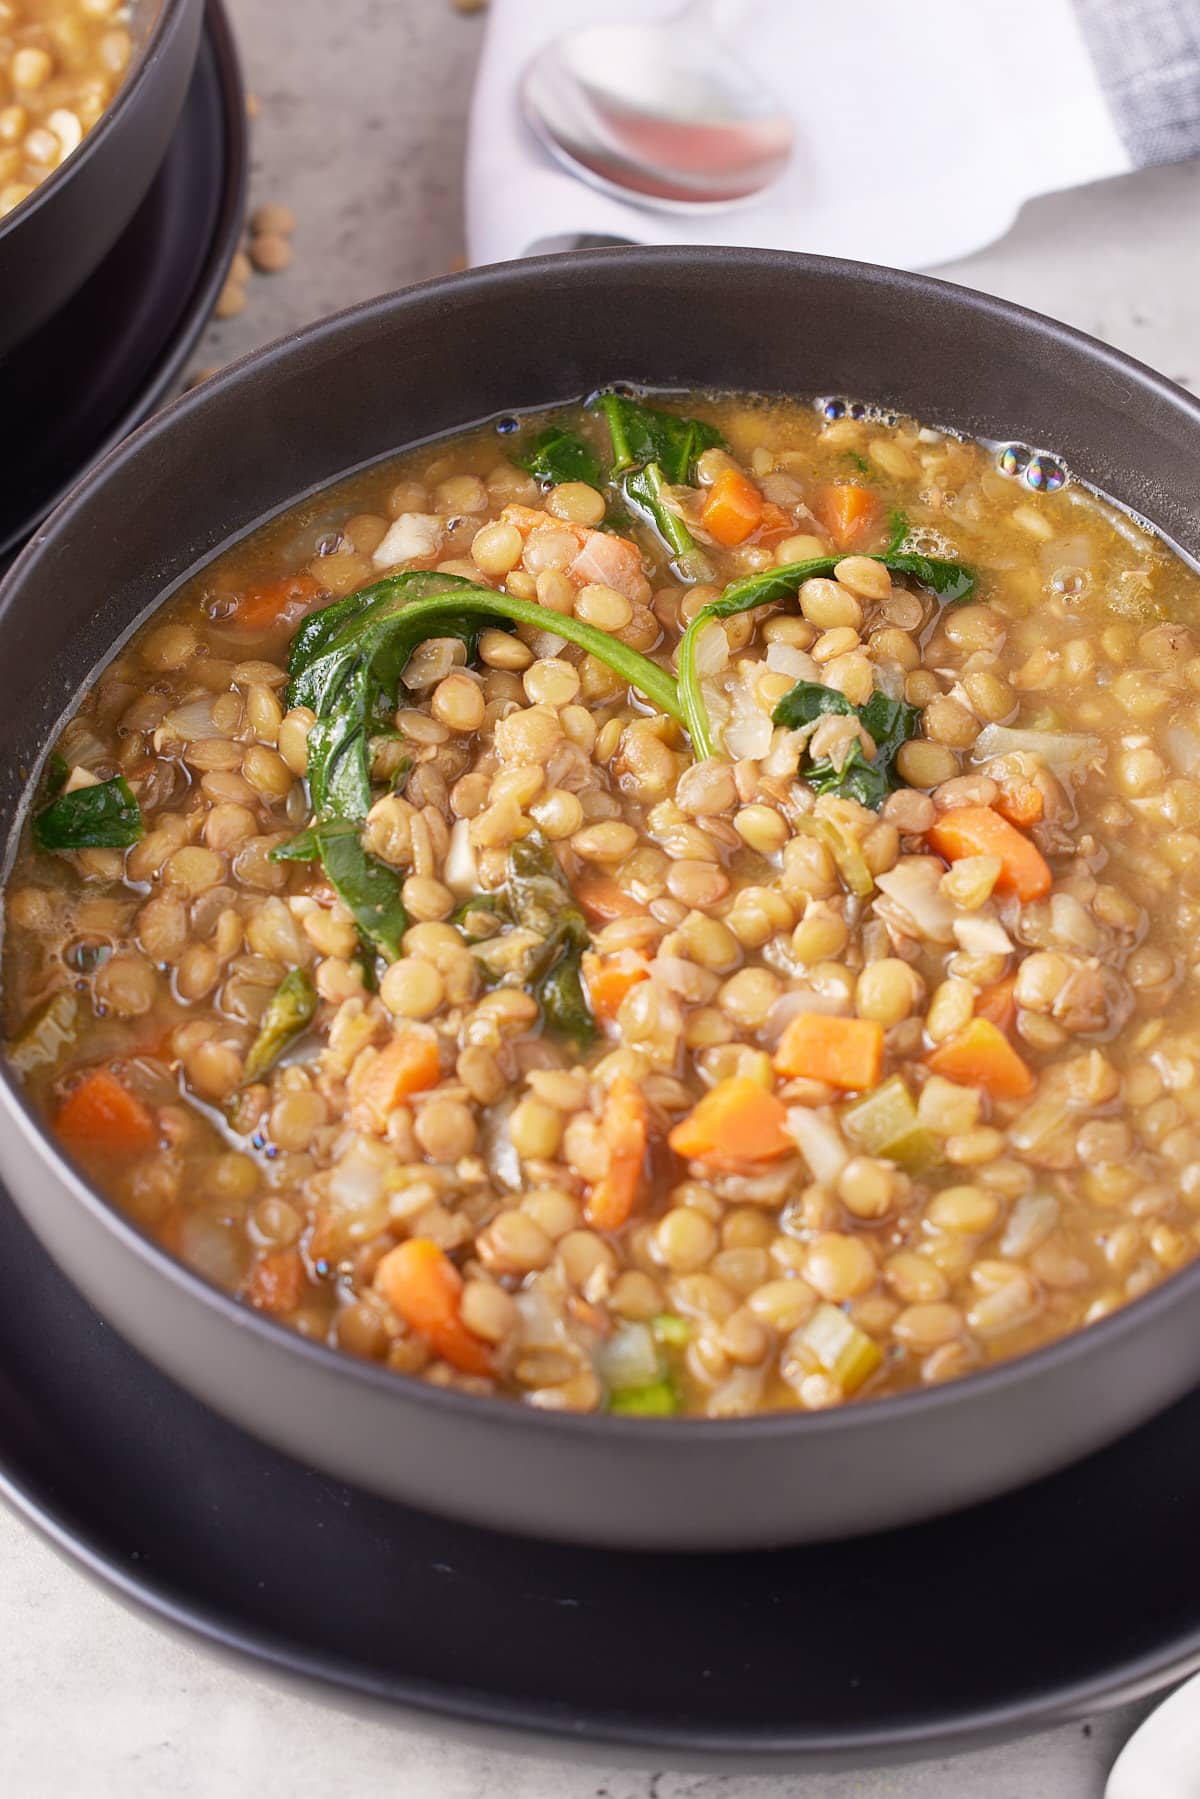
<box><xmin>0</xmin><ymin>1183</ymin><xmax>1196</xmax><ymax>1770</ymax></box>
<box><xmin>0</xmin><ymin>0</ymin><xmax>245</xmax><ymax>562</ymax></box>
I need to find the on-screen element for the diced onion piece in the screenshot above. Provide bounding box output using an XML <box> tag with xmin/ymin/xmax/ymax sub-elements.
<box><xmin>598</xmin><ymin>1322</ymin><xmax>661</xmax><ymax>1393</ymax></box>
<box><xmin>973</xmin><ymin>723</ymin><xmax>1102</xmax><ymax>778</ymax></box>
<box><xmin>762</xmin><ymin>726</ymin><xmax>806</xmax><ymax>778</ymax></box>
<box><xmin>443</xmin><ymin>817</ymin><xmax>480</xmax><ymax>896</ymax></box>
<box><xmin>326</xmin><ymin>1135</ymin><xmax>392</xmax><ymax>1239</ymax></box>
<box><xmin>373</xmin><ymin>512</ymin><xmax>444</xmax><ymax>568</ymax></box>
<box><xmin>952</xmin><ymin>912</ymin><xmax>1013</xmax><ymax>956</ymax></box>
<box><xmin>765</xmin><ymin>641</ymin><xmax>818</xmax><ymax>682</ymax></box>
<box><xmin>1000</xmin><ymin>1192</ymin><xmax>1060</xmax><ymax>1258</ymax></box>
<box><xmin>1166</xmin><ymin>725</ymin><xmax>1200</xmax><ymax>778</ymax></box>
<box><xmin>63</xmin><ymin>765</ymin><xmax>101</xmax><ymax>794</ymax></box>
<box><xmin>724</xmin><ymin>710</ymin><xmax>773</xmax><ymax>760</ymax></box>
<box><xmin>875</xmin><ymin>862</ymin><xmax>957</xmax><ymax>942</ymax></box>
<box><xmin>691</xmin><ymin>618</ymin><xmax>730</xmax><ymax>677</ymax></box>
<box><xmin>785</xmin><ymin>1105</ymin><xmax>850</xmax><ymax>1184</ymax></box>
<box><xmin>158</xmin><ymin>697</ymin><xmax>222</xmax><ymax>742</ymax></box>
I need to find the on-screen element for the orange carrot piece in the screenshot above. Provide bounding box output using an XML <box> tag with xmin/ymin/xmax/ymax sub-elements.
<box><xmin>374</xmin><ymin>1238</ymin><xmax>493</xmax><ymax>1376</ymax></box>
<box><xmin>668</xmin><ymin>1075</ymin><xmax>792</xmax><ymax>1164</ymax></box>
<box><xmin>55</xmin><ymin>1068</ymin><xmax>156</xmax><ymax>1154</ymax></box>
<box><xmin>573</xmin><ymin>874</ymin><xmax>647</xmax><ymax>925</ymax></box>
<box><xmin>230</xmin><ymin>573</ymin><xmax>320</xmax><ymax>633</ymax></box>
<box><xmin>352</xmin><ymin>1033</ymin><xmax>441</xmax><ymax>1131</ymax></box>
<box><xmin>926</xmin><ymin>1017</ymin><xmax>1035</xmax><ymax>1100</ymax></box>
<box><xmin>976</xmin><ymin>974</ymin><xmax>1018</xmax><ymax>1035</ymax></box>
<box><xmin>755</xmin><ymin>500</ymin><xmax>794</xmax><ymax>544</ymax></box>
<box><xmin>245</xmin><ymin>1247</ymin><xmax>308</xmax><ymax>1316</ymax></box>
<box><xmin>994</xmin><ymin>782</ymin><xmax>1045</xmax><ymax>829</ymax></box>
<box><xmin>814</xmin><ymin>482</ymin><xmax>882</xmax><ymax>550</ymax></box>
<box><xmin>927</xmin><ymin>805</ymin><xmax>1052</xmax><ymax>903</ymax></box>
<box><xmin>701</xmin><ymin>466</ymin><xmax>765</xmax><ymax>547</ymax></box>
<box><xmin>582</xmin><ymin>949</ymin><xmax>649</xmax><ymax>1021</ymax></box>
<box><xmin>586</xmin><ymin>1075</ymin><xmax>649</xmax><ymax>1232</ymax></box>
<box><xmin>773</xmin><ymin>1013</ymin><xmax>885</xmax><ymax>1092</ymax></box>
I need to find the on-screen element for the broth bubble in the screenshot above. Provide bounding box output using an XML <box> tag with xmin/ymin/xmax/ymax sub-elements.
<box><xmin>998</xmin><ymin>443</ymin><xmax>1031</xmax><ymax>479</ymax></box>
<box><xmin>1026</xmin><ymin>453</ymin><xmax>1066</xmax><ymax>493</ymax></box>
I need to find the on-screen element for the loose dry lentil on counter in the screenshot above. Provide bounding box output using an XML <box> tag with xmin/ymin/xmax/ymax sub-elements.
<box><xmin>7</xmin><ymin>387</ymin><xmax>1200</xmax><ymax>1419</ymax></box>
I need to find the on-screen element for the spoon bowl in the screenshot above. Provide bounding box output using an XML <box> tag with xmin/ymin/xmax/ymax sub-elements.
<box><xmin>521</xmin><ymin>17</ymin><xmax>793</xmax><ymax>210</ymax></box>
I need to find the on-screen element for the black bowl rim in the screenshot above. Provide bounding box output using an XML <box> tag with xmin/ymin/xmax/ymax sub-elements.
<box><xmin>0</xmin><ymin>0</ymin><xmax>249</xmax><ymax>563</ymax></box>
<box><xmin>0</xmin><ymin>0</ymin><xmax>188</xmax><ymax>245</ymax></box>
<box><xmin>5</xmin><ymin>243</ymin><xmax>1200</xmax><ymax>1451</ymax></box>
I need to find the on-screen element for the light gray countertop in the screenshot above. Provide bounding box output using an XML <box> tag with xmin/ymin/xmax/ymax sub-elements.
<box><xmin>2</xmin><ymin>2</ymin><xmax>1197</xmax><ymax>1792</ymax></box>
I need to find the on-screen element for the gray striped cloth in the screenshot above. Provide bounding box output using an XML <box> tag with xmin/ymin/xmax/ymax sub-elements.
<box><xmin>1075</xmin><ymin>0</ymin><xmax>1200</xmax><ymax>164</ymax></box>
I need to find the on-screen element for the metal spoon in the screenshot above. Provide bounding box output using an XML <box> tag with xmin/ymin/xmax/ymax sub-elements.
<box><xmin>520</xmin><ymin>0</ymin><xmax>793</xmax><ymax>212</ymax></box>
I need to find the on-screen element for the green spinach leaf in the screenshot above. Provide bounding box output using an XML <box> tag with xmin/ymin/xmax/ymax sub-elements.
<box><xmin>272</xmin><ymin>820</ymin><xmax>407</xmax><ymax>958</ymax></box>
<box><xmin>769</xmin><ymin>679</ymin><xmax>921</xmax><ymax>810</ymax></box>
<box><xmin>770</xmin><ymin>681</ymin><xmax>854</xmax><ymax>730</ymax></box>
<box><xmin>515</xmin><ymin>425</ymin><xmax>602</xmax><ymax>488</ymax></box>
<box><xmin>286</xmin><ymin>572</ymin><xmax>682</xmax><ymax>821</ymax></box>
<box><xmin>806</xmin><ymin>743</ymin><xmax>890</xmax><ymax>810</ymax></box>
<box><xmin>42</xmin><ymin>751</ymin><xmax>69</xmax><ymax>799</ymax></box>
<box><xmin>679</xmin><ymin>548</ymin><xmax>973</xmax><ymax>757</ymax></box>
<box><xmin>624</xmin><ymin>461</ymin><xmax>700</xmax><ymax>565</ymax></box>
<box><xmin>590</xmin><ymin>391</ymin><xmax>723</xmax><ymax>576</ymax></box>
<box><xmin>859</xmin><ymin>690</ymin><xmax>922</xmax><ymax>770</ymax></box>
<box><xmin>33</xmin><ymin>775</ymin><xmax>143</xmax><ymax>852</ymax></box>
<box><xmin>770</xmin><ymin>676</ymin><xmax>921</xmax><ymax>813</ymax></box>
<box><xmin>506</xmin><ymin>835</ymin><xmax>595</xmax><ymax>1047</ymax></box>
<box><xmin>590</xmin><ymin>392</ymin><xmax>724</xmax><ymax>484</ymax></box>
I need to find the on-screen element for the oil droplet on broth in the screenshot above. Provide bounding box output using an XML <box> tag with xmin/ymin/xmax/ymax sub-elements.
<box><xmin>997</xmin><ymin>443</ymin><xmax>1031</xmax><ymax>478</ymax></box>
<box><xmin>996</xmin><ymin>442</ymin><xmax>1069</xmax><ymax>493</ymax></box>
<box><xmin>1026</xmin><ymin>453</ymin><xmax>1067</xmax><ymax>493</ymax></box>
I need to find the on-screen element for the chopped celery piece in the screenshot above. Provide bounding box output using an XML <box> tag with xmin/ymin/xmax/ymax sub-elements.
<box><xmin>651</xmin><ymin>1312</ymin><xmax>691</xmax><ymax>1348</ymax></box>
<box><xmin>800</xmin><ymin>1303</ymin><xmax>883</xmax><ymax>1395</ymax></box>
<box><xmin>8</xmin><ymin>989</ymin><xmax>80</xmax><ymax>1077</ymax></box>
<box><xmin>243</xmin><ymin>968</ymin><xmax>318</xmax><ymax>1084</ymax></box>
<box><xmin>794</xmin><ymin>812</ymin><xmax>873</xmax><ymax>898</ymax></box>
<box><xmin>609</xmin><ymin>1379</ymin><xmax>679</xmax><ymax>1417</ymax></box>
<box><xmin>841</xmin><ymin>1075</ymin><xmax>939</xmax><ymax>1173</ymax></box>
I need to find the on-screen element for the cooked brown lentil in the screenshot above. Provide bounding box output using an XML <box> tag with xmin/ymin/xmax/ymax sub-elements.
<box><xmin>8</xmin><ymin>388</ymin><xmax>1200</xmax><ymax>1420</ymax></box>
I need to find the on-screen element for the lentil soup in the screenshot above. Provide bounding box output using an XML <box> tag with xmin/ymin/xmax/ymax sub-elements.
<box><xmin>6</xmin><ymin>389</ymin><xmax>1199</xmax><ymax>1420</ymax></box>
<box><xmin>0</xmin><ymin>0</ymin><xmax>138</xmax><ymax>218</ymax></box>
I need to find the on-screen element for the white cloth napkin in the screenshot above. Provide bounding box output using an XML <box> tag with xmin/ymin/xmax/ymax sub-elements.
<box><xmin>466</xmin><ymin>0</ymin><xmax>1132</xmax><ymax>269</ymax></box>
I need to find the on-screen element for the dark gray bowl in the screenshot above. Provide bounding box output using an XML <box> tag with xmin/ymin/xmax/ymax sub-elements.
<box><xmin>0</xmin><ymin>0</ymin><xmax>204</xmax><ymax>355</ymax></box>
<box><xmin>2</xmin><ymin>248</ymin><xmax>1199</xmax><ymax>1551</ymax></box>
